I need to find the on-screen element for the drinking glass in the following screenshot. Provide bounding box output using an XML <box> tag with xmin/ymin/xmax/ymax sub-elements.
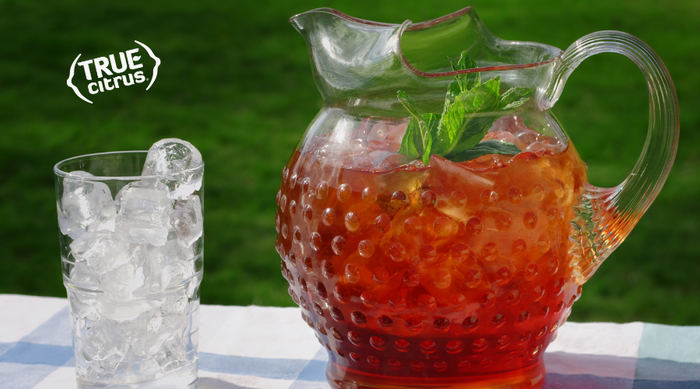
<box><xmin>54</xmin><ymin>151</ymin><xmax>203</xmax><ymax>389</ymax></box>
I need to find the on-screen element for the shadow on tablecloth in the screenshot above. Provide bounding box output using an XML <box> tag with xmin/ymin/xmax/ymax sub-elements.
<box><xmin>543</xmin><ymin>352</ymin><xmax>700</xmax><ymax>388</ymax></box>
<box><xmin>198</xmin><ymin>377</ymin><xmax>258</xmax><ymax>389</ymax></box>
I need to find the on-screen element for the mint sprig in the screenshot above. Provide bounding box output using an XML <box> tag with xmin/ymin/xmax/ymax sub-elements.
<box><xmin>397</xmin><ymin>52</ymin><xmax>533</xmax><ymax>164</ymax></box>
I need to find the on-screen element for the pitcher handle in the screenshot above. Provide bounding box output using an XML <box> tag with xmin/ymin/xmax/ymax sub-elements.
<box><xmin>537</xmin><ymin>31</ymin><xmax>679</xmax><ymax>283</ymax></box>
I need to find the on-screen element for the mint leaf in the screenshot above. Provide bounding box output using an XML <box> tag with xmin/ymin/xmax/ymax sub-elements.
<box><xmin>397</xmin><ymin>51</ymin><xmax>534</xmax><ymax>164</ymax></box>
<box><xmin>448</xmin><ymin>140</ymin><xmax>522</xmax><ymax>162</ymax></box>
<box><xmin>398</xmin><ymin>113</ymin><xmax>440</xmax><ymax>162</ymax></box>
<box><xmin>397</xmin><ymin>91</ymin><xmax>429</xmax><ymax>157</ymax></box>
<box><xmin>421</xmin><ymin>113</ymin><xmax>439</xmax><ymax>166</ymax></box>
<box><xmin>443</xmin><ymin>117</ymin><xmax>497</xmax><ymax>156</ymax></box>
<box><xmin>445</xmin><ymin>81</ymin><xmax>461</xmax><ymax>105</ymax></box>
<box><xmin>465</xmin><ymin>77</ymin><xmax>501</xmax><ymax>111</ymax></box>
<box><xmin>437</xmin><ymin>77</ymin><xmax>502</xmax><ymax>156</ymax></box>
<box><xmin>398</xmin><ymin>119</ymin><xmax>422</xmax><ymax>160</ymax></box>
<box><xmin>449</xmin><ymin>52</ymin><xmax>479</xmax><ymax>91</ymax></box>
<box><xmin>397</xmin><ymin>91</ymin><xmax>439</xmax><ymax>165</ymax></box>
<box><xmin>434</xmin><ymin>94</ymin><xmax>465</xmax><ymax>153</ymax></box>
<box><xmin>501</xmin><ymin>87</ymin><xmax>533</xmax><ymax>110</ymax></box>
<box><xmin>434</xmin><ymin>79</ymin><xmax>463</xmax><ymax>153</ymax></box>
<box><xmin>397</xmin><ymin>91</ymin><xmax>422</xmax><ymax>120</ymax></box>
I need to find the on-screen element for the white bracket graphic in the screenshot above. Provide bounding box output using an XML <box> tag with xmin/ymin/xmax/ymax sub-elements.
<box><xmin>67</xmin><ymin>54</ymin><xmax>93</xmax><ymax>104</ymax></box>
<box><xmin>135</xmin><ymin>40</ymin><xmax>161</xmax><ymax>91</ymax></box>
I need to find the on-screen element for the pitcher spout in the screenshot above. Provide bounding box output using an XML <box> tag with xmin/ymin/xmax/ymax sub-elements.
<box><xmin>290</xmin><ymin>8</ymin><xmax>563</xmax><ymax>116</ymax></box>
<box><xmin>290</xmin><ymin>8</ymin><xmax>410</xmax><ymax>108</ymax></box>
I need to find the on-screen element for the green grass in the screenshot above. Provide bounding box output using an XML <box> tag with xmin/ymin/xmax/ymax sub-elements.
<box><xmin>1</xmin><ymin>0</ymin><xmax>698</xmax><ymax>324</ymax></box>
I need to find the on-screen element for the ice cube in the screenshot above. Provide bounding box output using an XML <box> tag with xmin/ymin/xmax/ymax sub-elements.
<box><xmin>68</xmin><ymin>289</ymin><xmax>99</xmax><ymax>322</ymax></box>
<box><xmin>524</xmin><ymin>139</ymin><xmax>565</xmax><ymax>155</ymax></box>
<box><xmin>57</xmin><ymin>202</ymin><xmax>71</xmax><ymax>236</ymax></box>
<box><xmin>482</xmin><ymin>130</ymin><xmax>524</xmax><ymax>148</ymax></box>
<box><xmin>156</xmin><ymin>240</ymin><xmax>195</xmax><ymax>284</ymax></box>
<box><xmin>154</xmin><ymin>321</ymin><xmax>189</xmax><ymax>371</ymax></box>
<box><xmin>96</xmin><ymin>296</ymin><xmax>161</xmax><ymax>321</ymax></box>
<box><xmin>164</xmin><ymin>293</ymin><xmax>193</xmax><ymax>318</ymax></box>
<box><xmin>137</xmin><ymin>248</ymin><xmax>170</xmax><ymax>294</ymax></box>
<box><xmin>134</xmin><ymin>240</ymin><xmax>195</xmax><ymax>294</ymax></box>
<box><xmin>60</xmin><ymin>171</ymin><xmax>116</xmax><ymax>239</ymax></box>
<box><xmin>315</xmin><ymin>137</ymin><xmax>367</xmax><ymax>168</ymax></box>
<box><xmin>101</xmin><ymin>262</ymin><xmax>146</xmax><ymax>301</ymax></box>
<box><xmin>111</xmin><ymin>309</ymin><xmax>149</xmax><ymax>344</ymax></box>
<box><xmin>116</xmin><ymin>184</ymin><xmax>173</xmax><ymax>247</ymax></box>
<box><xmin>125</xmin><ymin>358</ymin><xmax>160</xmax><ymax>379</ymax></box>
<box><xmin>80</xmin><ymin>319</ymin><xmax>129</xmax><ymax>370</ymax></box>
<box><xmin>145</xmin><ymin>264</ymin><xmax>173</xmax><ymax>294</ymax></box>
<box><xmin>125</xmin><ymin>227</ymin><xmax>169</xmax><ymax>247</ymax></box>
<box><xmin>368</xmin><ymin>150</ymin><xmax>411</xmax><ymax>170</ymax></box>
<box><xmin>70</xmin><ymin>232</ymin><xmax>130</xmax><ymax>274</ymax></box>
<box><xmin>170</xmin><ymin>195</ymin><xmax>203</xmax><ymax>248</ymax></box>
<box><xmin>69</xmin><ymin>257</ymin><xmax>100</xmax><ymax>286</ymax></box>
<box><xmin>142</xmin><ymin>138</ymin><xmax>203</xmax><ymax>199</ymax></box>
<box><xmin>489</xmin><ymin>115</ymin><xmax>566</xmax><ymax>153</ymax></box>
<box><xmin>367</xmin><ymin>120</ymin><xmax>408</xmax><ymax>152</ymax></box>
<box><xmin>142</xmin><ymin>310</ymin><xmax>186</xmax><ymax>356</ymax></box>
<box><xmin>145</xmin><ymin>295</ymin><xmax>197</xmax><ymax>372</ymax></box>
<box><xmin>185</xmin><ymin>276</ymin><xmax>199</xmax><ymax>299</ymax></box>
<box><xmin>115</xmin><ymin>180</ymin><xmax>169</xmax><ymax>212</ymax></box>
<box><xmin>142</xmin><ymin>138</ymin><xmax>203</xmax><ymax>176</ymax></box>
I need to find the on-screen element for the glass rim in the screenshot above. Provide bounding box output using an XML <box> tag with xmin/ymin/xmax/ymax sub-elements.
<box><xmin>53</xmin><ymin>150</ymin><xmax>204</xmax><ymax>181</ymax></box>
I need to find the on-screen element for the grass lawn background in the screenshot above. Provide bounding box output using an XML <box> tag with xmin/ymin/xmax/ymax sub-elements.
<box><xmin>1</xmin><ymin>0</ymin><xmax>698</xmax><ymax>325</ymax></box>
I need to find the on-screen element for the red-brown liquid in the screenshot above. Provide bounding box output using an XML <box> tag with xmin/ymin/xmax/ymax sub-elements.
<box><xmin>276</xmin><ymin>134</ymin><xmax>587</xmax><ymax>388</ymax></box>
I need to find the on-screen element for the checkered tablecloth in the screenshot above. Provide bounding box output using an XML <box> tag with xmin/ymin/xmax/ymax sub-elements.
<box><xmin>1</xmin><ymin>294</ymin><xmax>699</xmax><ymax>388</ymax></box>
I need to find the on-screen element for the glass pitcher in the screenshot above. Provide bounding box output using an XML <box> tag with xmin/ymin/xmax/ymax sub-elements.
<box><xmin>275</xmin><ymin>7</ymin><xmax>678</xmax><ymax>389</ymax></box>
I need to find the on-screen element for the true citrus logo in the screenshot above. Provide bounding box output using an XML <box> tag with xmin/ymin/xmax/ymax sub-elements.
<box><xmin>67</xmin><ymin>40</ymin><xmax>161</xmax><ymax>104</ymax></box>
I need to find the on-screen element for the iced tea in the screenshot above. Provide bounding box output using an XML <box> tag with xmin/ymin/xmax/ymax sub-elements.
<box><xmin>276</xmin><ymin>116</ymin><xmax>587</xmax><ymax>388</ymax></box>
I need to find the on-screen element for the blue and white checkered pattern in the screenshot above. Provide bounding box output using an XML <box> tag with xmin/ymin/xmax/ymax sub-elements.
<box><xmin>2</xmin><ymin>294</ymin><xmax>699</xmax><ymax>388</ymax></box>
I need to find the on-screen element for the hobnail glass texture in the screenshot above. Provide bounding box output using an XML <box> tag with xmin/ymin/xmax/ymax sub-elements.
<box><xmin>275</xmin><ymin>7</ymin><xmax>678</xmax><ymax>389</ymax></box>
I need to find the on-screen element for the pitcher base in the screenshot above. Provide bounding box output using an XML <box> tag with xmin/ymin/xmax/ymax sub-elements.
<box><xmin>326</xmin><ymin>362</ymin><xmax>545</xmax><ymax>389</ymax></box>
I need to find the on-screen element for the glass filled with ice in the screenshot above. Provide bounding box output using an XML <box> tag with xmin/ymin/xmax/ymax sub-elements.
<box><xmin>54</xmin><ymin>139</ymin><xmax>204</xmax><ymax>389</ymax></box>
